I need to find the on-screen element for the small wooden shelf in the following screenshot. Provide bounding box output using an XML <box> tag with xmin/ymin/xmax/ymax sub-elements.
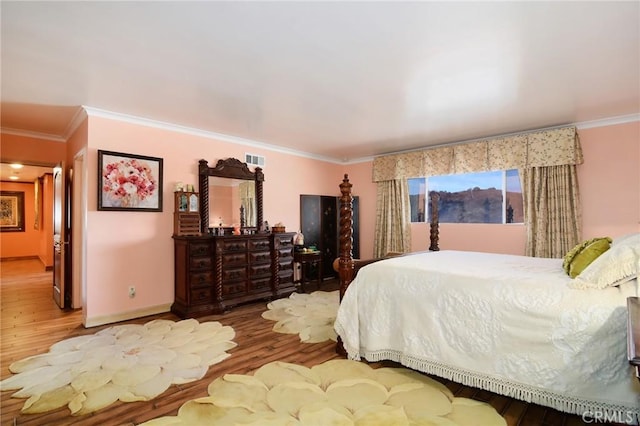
<box><xmin>174</xmin><ymin>212</ymin><xmax>201</xmax><ymax>236</ymax></box>
<box><xmin>174</xmin><ymin>192</ymin><xmax>201</xmax><ymax>236</ymax></box>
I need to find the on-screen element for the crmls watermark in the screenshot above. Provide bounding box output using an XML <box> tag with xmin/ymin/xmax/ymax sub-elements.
<box><xmin>581</xmin><ymin>410</ymin><xmax>638</xmax><ymax>424</ymax></box>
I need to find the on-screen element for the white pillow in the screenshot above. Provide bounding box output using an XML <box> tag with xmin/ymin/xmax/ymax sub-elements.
<box><xmin>613</xmin><ymin>232</ymin><xmax>640</xmax><ymax>245</ymax></box>
<box><xmin>570</xmin><ymin>233</ymin><xmax>639</xmax><ymax>289</ymax></box>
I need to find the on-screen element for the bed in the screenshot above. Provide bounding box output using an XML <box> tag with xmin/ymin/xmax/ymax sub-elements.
<box><xmin>333</xmin><ymin>174</ymin><xmax>640</xmax><ymax>421</ymax></box>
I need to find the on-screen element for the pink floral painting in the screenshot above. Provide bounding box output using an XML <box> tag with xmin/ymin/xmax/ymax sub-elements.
<box><xmin>98</xmin><ymin>150</ymin><xmax>163</xmax><ymax>211</ymax></box>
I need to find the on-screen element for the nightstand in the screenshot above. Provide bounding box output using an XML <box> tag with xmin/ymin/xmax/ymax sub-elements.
<box><xmin>294</xmin><ymin>251</ymin><xmax>323</xmax><ymax>292</ymax></box>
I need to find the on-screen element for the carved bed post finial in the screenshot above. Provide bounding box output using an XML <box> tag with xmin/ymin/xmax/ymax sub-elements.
<box><xmin>337</xmin><ymin>174</ymin><xmax>354</xmax><ymax>356</ymax></box>
<box><xmin>429</xmin><ymin>191</ymin><xmax>440</xmax><ymax>251</ymax></box>
<box><xmin>255</xmin><ymin>167</ymin><xmax>264</xmax><ymax>232</ymax></box>
<box><xmin>199</xmin><ymin>159</ymin><xmax>210</xmax><ymax>233</ymax></box>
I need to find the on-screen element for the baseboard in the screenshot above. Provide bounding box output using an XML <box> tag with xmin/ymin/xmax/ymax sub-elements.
<box><xmin>0</xmin><ymin>255</ymin><xmax>39</xmax><ymax>261</ymax></box>
<box><xmin>83</xmin><ymin>303</ymin><xmax>172</xmax><ymax>328</ymax></box>
<box><xmin>1</xmin><ymin>256</ymin><xmax>53</xmax><ymax>271</ymax></box>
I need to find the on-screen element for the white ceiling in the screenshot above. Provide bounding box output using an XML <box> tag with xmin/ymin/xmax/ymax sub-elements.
<box><xmin>0</xmin><ymin>163</ymin><xmax>53</xmax><ymax>183</ymax></box>
<box><xmin>1</xmin><ymin>1</ymin><xmax>638</xmax><ymax>162</ymax></box>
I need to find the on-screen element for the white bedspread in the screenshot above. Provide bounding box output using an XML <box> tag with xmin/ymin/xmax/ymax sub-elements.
<box><xmin>334</xmin><ymin>250</ymin><xmax>640</xmax><ymax>420</ymax></box>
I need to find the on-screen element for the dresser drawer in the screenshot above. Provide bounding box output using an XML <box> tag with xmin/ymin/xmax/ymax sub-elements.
<box><xmin>250</xmin><ymin>276</ymin><xmax>271</xmax><ymax>292</ymax></box>
<box><xmin>221</xmin><ymin>240</ymin><xmax>247</xmax><ymax>252</ymax></box>
<box><xmin>278</xmin><ymin>248</ymin><xmax>293</xmax><ymax>259</ymax></box>
<box><xmin>249</xmin><ymin>238</ymin><xmax>271</xmax><ymax>251</ymax></box>
<box><xmin>249</xmin><ymin>250</ymin><xmax>271</xmax><ymax>264</ymax></box>
<box><xmin>278</xmin><ymin>260</ymin><xmax>294</xmax><ymax>270</ymax></box>
<box><xmin>189</xmin><ymin>243</ymin><xmax>211</xmax><ymax>256</ymax></box>
<box><xmin>190</xmin><ymin>271</ymin><xmax>213</xmax><ymax>287</ymax></box>
<box><xmin>190</xmin><ymin>287</ymin><xmax>212</xmax><ymax>305</ymax></box>
<box><xmin>190</xmin><ymin>256</ymin><xmax>212</xmax><ymax>270</ymax></box>
<box><xmin>274</xmin><ymin>235</ymin><xmax>294</xmax><ymax>247</ymax></box>
<box><xmin>223</xmin><ymin>266</ymin><xmax>247</xmax><ymax>281</ymax></box>
<box><xmin>222</xmin><ymin>281</ymin><xmax>247</xmax><ymax>296</ymax></box>
<box><xmin>223</xmin><ymin>252</ymin><xmax>247</xmax><ymax>265</ymax></box>
<box><xmin>250</xmin><ymin>263</ymin><xmax>271</xmax><ymax>277</ymax></box>
<box><xmin>278</xmin><ymin>270</ymin><xmax>294</xmax><ymax>283</ymax></box>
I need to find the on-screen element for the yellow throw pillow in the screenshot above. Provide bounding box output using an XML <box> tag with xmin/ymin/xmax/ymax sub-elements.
<box><xmin>563</xmin><ymin>239</ymin><xmax>593</xmax><ymax>273</ymax></box>
<box><xmin>563</xmin><ymin>237</ymin><xmax>612</xmax><ymax>278</ymax></box>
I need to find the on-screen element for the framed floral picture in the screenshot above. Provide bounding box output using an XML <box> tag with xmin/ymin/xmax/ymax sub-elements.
<box><xmin>0</xmin><ymin>191</ymin><xmax>25</xmax><ymax>232</ymax></box>
<box><xmin>98</xmin><ymin>150</ymin><xmax>163</xmax><ymax>212</ymax></box>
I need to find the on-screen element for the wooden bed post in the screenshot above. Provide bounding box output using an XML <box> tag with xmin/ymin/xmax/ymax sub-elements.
<box><xmin>336</xmin><ymin>174</ymin><xmax>354</xmax><ymax>356</ymax></box>
<box><xmin>429</xmin><ymin>191</ymin><xmax>440</xmax><ymax>251</ymax></box>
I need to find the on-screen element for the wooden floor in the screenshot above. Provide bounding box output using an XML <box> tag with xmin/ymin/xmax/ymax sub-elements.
<box><xmin>0</xmin><ymin>259</ymin><xmax>605</xmax><ymax>426</ymax></box>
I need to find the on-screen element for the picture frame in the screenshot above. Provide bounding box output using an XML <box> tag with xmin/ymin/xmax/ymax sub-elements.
<box><xmin>0</xmin><ymin>191</ymin><xmax>25</xmax><ymax>232</ymax></box>
<box><xmin>97</xmin><ymin>150</ymin><xmax>163</xmax><ymax>212</ymax></box>
<box><xmin>34</xmin><ymin>177</ymin><xmax>41</xmax><ymax>230</ymax></box>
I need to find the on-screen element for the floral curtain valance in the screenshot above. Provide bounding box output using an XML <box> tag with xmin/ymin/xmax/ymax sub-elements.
<box><xmin>372</xmin><ymin>126</ymin><xmax>581</xmax><ymax>182</ymax></box>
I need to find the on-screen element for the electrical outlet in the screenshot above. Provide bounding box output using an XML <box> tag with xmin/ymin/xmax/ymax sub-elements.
<box><xmin>129</xmin><ymin>286</ymin><xmax>136</xmax><ymax>298</ymax></box>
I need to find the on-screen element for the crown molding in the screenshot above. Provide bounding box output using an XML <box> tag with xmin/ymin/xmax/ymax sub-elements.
<box><xmin>574</xmin><ymin>113</ymin><xmax>640</xmax><ymax>130</ymax></box>
<box><xmin>0</xmin><ymin>127</ymin><xmax>66</xmax><ymax>142</ymax></box>
<box><xmin>7</xmin><ymin>107</ymin><xmax>635</xmax><ymax>164</ymax></box>
<box><xmin>63</xmin><ymin>107</ymin><xmax>89</xmax><ymax>139</ymax></box>
<box><xmin>82</xmin><ymin>106</ymin><xmax>343</xmax><ymax>164</ymax></box>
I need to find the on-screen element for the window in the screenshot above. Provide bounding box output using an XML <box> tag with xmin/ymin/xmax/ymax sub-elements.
<box><xmin>409</xmin><ymin>170</ymin><xmax>523</xmax><ymax>224</ymax></box>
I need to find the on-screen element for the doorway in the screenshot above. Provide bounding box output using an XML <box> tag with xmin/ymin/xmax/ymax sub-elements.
<box><xmin>1</xmin><ymin>161</ymin><xmax>84</xmax><ymax>314</ymax></box>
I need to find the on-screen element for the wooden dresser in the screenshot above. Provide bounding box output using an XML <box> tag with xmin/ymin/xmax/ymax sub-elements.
<box><xmin>172</xmin><ymin>232</ymin><xmax>296</xmax><ymax>317</ymax></box>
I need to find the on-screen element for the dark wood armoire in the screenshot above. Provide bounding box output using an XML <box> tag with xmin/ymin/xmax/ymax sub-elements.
<box><xmin>300</xmin><ymin>195</ymin><xmax>359</xmax><ymax>280</ymax></box>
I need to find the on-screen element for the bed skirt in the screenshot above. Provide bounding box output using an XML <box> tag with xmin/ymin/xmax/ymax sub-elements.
<box><xmin>340</xmin><ymin>345</ymin><xmax>640</xmax><ymax>424</ymax></box>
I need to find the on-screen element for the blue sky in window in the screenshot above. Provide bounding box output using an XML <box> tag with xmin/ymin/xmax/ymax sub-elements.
<box><xmin>409</xmin><ymin>170</ymin><xmax>522</xmax><ymax>194</ymax></box>
<box><xmin>429</xmin><ymin>171</ymin><xmax>501</xmax><ymax>192</ymax></box>
<box><xmin>505</xmin><ymin>169</ymin><xmax>521</xmax><ymax>192</ymax></box>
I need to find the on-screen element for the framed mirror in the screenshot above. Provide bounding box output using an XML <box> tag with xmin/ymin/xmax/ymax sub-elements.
<box><xmin>207</xmin><ymin>177</ymin><xmax>255</xmax><ymax>228</ymax></box>
<box><xmin>198</xmin><ymin>158</ymin><xmax>264</xmax><ymax>234</ymax></box>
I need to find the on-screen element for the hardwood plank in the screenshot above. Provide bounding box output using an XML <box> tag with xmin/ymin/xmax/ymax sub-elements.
<box><xmin>0</xmin><ymin>259</ymin><xmax>610</xmax><ymax>425</ymax></box>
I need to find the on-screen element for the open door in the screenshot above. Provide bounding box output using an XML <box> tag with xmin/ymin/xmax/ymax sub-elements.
<box><xmin>53</xmin><ymin>164</ymin><xmax>72</xmax><ymax>308</ymax></box>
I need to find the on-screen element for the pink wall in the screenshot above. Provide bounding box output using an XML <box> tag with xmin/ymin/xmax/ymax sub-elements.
<box><xmin>66</xmin><ymin>119</ymin><xmax>88</xmax><ymax>166</ymax></box>
<box><xmin>1</xmin><ymin>134</ymin><xmax>66</xmax><ymax>165</ymax></box>
<box><xmin>84</xmin><ymin>117</ymin><xmax>345</xmax><ymax>322</ymax></box>
<box><xmin>3</xmin><ymin>116</ymin><xmax>637</xmax><ymax>326</ymax></box>
<box><xmin>209</xmin><ymin>185</ymin><xmax>234</xmax><ymax>226</ymax></box>
<box><xmin>577</xmin><ymin>121</ymin><xmax>640</xmax><ymax>238</ymax></box>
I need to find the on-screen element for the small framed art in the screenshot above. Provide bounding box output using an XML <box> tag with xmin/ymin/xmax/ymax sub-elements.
<box><xmin>98</xmin><ymin>150</ymin><xmax>163</xmax><ymax>212</ymax></box>
<box><xmin>0</xmin><ymin>191</ymin><xmax>25</xmax><ymax>232</ymax></box>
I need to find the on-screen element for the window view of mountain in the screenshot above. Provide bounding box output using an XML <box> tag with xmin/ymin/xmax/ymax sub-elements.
<box><xmin>409</xmin><ymin>169</ymin><xmax>524</xmax><ymax>224</ymax></box>
<box><xmin>429</xmin><ymin>188</ymin><xmax>524</xmax><ymax>224</ymax></box>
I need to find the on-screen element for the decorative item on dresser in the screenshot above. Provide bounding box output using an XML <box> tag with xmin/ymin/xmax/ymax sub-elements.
<box><xmin>173</xmin><ymin>191</ymin><xmax>201</xmax><ymax>236</ymax></box>
<box><xmin>172</xmin><ymin>157</ymin><xmax>296</xmax><ymax>317</ymax></box>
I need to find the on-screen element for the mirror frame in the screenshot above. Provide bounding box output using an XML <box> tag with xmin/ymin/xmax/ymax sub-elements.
<box><xmin>198</xmin><ymin>158</ymin><xmax>264</xmax><ymax>233</ymax></box>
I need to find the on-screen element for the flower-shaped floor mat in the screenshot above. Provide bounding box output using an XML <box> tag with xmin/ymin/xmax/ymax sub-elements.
<box><xmin>0</xmin><ymin>318</ymin><xmax>236</xmax><ymax>416</ymax></box>
<box><xmin>139</xmin><ymin>359</ymin><xmax>506</xmax><ymax>426</ymax></box>
<box><xmin>261</xmin><ymin>290</ymin><xmax>339</xmax><ymax>343</ymax></box>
